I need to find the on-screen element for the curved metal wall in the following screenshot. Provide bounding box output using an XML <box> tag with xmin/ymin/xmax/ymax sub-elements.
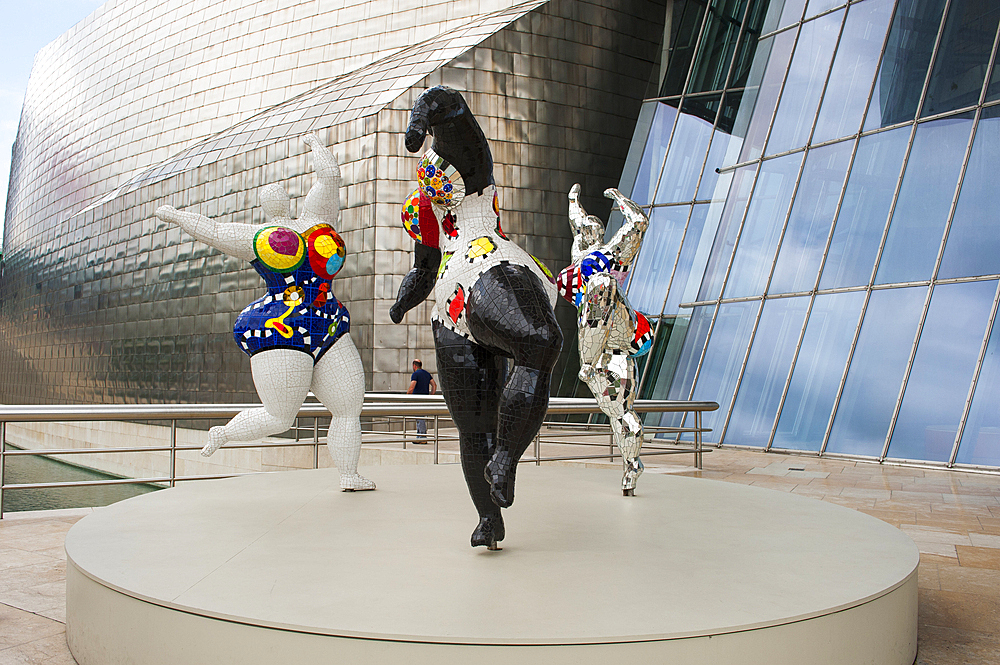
<box><xmin>0</xmin><ymin>0</ymin><xmax>664</xmax><ymax>403</ymax></box>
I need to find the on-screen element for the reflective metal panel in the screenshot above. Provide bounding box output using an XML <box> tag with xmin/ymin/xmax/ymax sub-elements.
<box><xmin>772</xmin><ymin>290</ymin><xmax>865</xmax><ymax>451</ymax></box>
<box><xmin>887</xmin><ymin>280</ymin><xmax>996</xmax><ymax>462</ymax></box>
<box><xmin>826</xmin><ymin>285</ymin><xmax>926</xmax><ymax>457</ymax></box>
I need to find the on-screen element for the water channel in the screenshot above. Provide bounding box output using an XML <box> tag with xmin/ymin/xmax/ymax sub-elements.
<box><xmin>2</xmin><ymin>444</ymin><xmax>160</xmax><ymax>513</ymax></box>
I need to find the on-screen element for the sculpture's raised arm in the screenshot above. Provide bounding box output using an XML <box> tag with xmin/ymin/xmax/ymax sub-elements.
<box><xmin>600</xmin><ymin>188</ymin><xmax>649</xmax><ymax>270</ymax></box>
<box><xmin>300</xmin><ymin>133</ymin><xmax>341</xmax><ymax>224</ymax></box>
<box><xmin>154</xmin><ymin>205</ymin><xmax>257</xmax><ymax>262</ymax></box>
<box><xmin>567</xmin><ymin>183</ymin><xmax>604</xmax><ymax>263</ymax></box>
<box><xmin>390</xmin><ymin>242</ymin><xmax>440</xmax><ymax>323</ymax></box>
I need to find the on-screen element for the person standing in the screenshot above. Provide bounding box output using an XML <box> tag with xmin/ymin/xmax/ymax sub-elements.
<box><xmin>407</xmin><ymin>359</ymin><xmax>436</xmax><ymax>442</ymax></box>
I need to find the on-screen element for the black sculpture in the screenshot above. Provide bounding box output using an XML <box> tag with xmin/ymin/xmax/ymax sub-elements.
<box><xmin>391</xmin><ymin>86</ymin><xmax>562</xmax><ymax>549</ymax></box>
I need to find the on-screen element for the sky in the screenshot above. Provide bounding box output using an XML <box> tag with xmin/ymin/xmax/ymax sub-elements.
<box><xmin>1</xmin><ymin>0</ymin><xmax>106</xmax><ymax>247</ymax></box>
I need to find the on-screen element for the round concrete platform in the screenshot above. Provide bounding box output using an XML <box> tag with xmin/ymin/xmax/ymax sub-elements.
<box><xmin>65</xmin><ymin>465</ymin><xmax>918</xmax><ymax>664</ymax></box>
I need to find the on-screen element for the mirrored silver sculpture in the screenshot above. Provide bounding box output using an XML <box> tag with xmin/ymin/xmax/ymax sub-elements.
<box><xmin>556</xmin><ymin>184</ymin><xmax>652</xmax><ymax>495</ymax></box>
<box><xmin>154</xmin><ymin>134</ymin><xmax>375</xmax><ymax>492</ymax></box>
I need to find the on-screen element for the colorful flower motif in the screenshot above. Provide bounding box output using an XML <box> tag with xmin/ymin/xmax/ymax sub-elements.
<box><xmin>417</xmin><ymin>149</ymin><xmax>465</xmax><ymax>208</ymax></box>
<box><xmin>254</xmin><ymin>226</ymin><xmax>305</xmax><ymax>273</ymax></box>
<box><xmin>446</xmin><ymin>284</ymin><xmax>465</xmax><ymax>324</ymax></box>
<box><xmin>401</xmin><ymin>189</ymin><xmax>423</xmax><ymax>242</ymax></box>
<box><xmin>466</xmin><ymin>236</ymin><xmax>497</xmax><ymax>263</ymax></box>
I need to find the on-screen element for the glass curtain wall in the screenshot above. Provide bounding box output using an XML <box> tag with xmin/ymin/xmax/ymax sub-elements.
<box><xmin>619</xmin><ymin>0</ymin><xmax>1000</xmax><ymax>470</ymax></box>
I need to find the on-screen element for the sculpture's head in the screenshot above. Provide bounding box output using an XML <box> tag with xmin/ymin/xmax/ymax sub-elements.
<box><xmin>406</xmin><ymin>86</ymin><xmax>493</xmax><ymax>202</ymax></box>
<box><xmin>259</xmin><ymin>184</ymin><xmax>291</xmax><ymax>222</ymax></box>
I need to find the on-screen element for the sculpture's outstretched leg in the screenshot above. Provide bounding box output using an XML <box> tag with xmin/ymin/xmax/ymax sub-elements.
<box><xmin>312</xmin><ymin>335</ymin><xmax>374</xmax><ymax>491</ymax></box>
<box><xmin>467</xmin><ymin>264</ymin><xmax>563</xmax><ymax>509</ymax></box>
<box><xmin>203</xmin><ymin>349</ymin><xmax>313</xmax><ymax>456</ymax></box>
<box><xmin>579</xmin><ymin>273</ymin><xmax>644</xmax><ymax>494</ymax></box>
<box><xmin>433</xmin><ymin>322</ymin><xmax>506</xmax><ymax>549</ymax></box>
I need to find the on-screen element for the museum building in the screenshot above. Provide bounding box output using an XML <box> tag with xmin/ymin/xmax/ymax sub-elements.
<box><xmin>3</xmin><ymin>0</ymin><xmax>1000</xmax><ymax>471</ymax></box>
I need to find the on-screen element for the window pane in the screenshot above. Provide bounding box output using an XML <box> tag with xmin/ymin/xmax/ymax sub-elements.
<box><xmin>689</xmin><ymin>301</ymin><xmax>761</xmax><ymax>441</ymax></box>
<box><xmin>876</xmin><ymin>114</ymin><xmax>974</xmax><ymax>284</ymax></box>
<box><xmin>762</xmin><ymin>0</ymin><xmax>807</xmax><ymax>34</ymax></box>
<box><xmin>618</xmin><ymin>102</ymin><xmax>660</xmax><ymax>200</ymax></box>
<box><xmin>655</xmin><ymin>96</ymin><xmax>720</xmax><ymax>204</ymax></box>
<box><xmin>630</xmin><ymin>102</ymin><xmax>678</xmax><ymax>206</ymax></box>
<box><xmin>626</xmin><ymin>206</ymin><xmax>691</xmax><ymax>315</ymax></box>
<box><xmin>921</xmin><ymin>1</ymin><xmax>1000</xmax><ymax>116</ymax></box>
<box><xmin>887</xmin><ymin>280</ymin><xmax>996</xmax><ymax>462</ymax></box>
<box><xmin>805</xmin><ymin>0</ymin><xmax>843</xmax><ymax>19</ymax></box>
<box><xmin>687</xmin><ymin>0</ymin><xmax>750</xmax><ymax>94</ymax></box>
<box><xmin>766</xmin><ymin>10</ymin><xmax>844</xmax><ymax>155</ymax></box>
<box><xmin>826</xmin><ymin>286</ymin><xmax>927</xmax><ymax>457</ymax></box>
<box><xmin>667</xmin><ymin>304</ymin><xmax>718</xmax><ymax>402</ymax></box>
<box><xmin>939</xmin><ymin>106</ymin><xmax>1000</xmax><ymax>278</ymax></box>
<box><xmin>726</xmin><ymin>296</ymin><xmax>810</xmax><ymax>447</ymax></box>
<box><xmin>738</xmin><ymin>30</ymin><xmax>798</xmax><ymax>161</ymax></box>
<box><xmin>724</xmin><ymin>152</ymin><xmax>803</xmax><ymax>298</ymax></box>
<box><xmin>773</xmin><ymin>290</ymin><xmax>866</xmax><ymax>451</ymax></box>
<box><xmin>641</xmin><ymin>313</ymin><xmax>693</xmax><ymax>400</ymax></box>
<box><xmin>697</xmin><ymin>91</ymin><xmax>743</xmax><ymax>199</ymax></box>
<box><xmin>770</xmin><ymin>139</ymin><xmax>853</xmax><ymax>294</ymax></box>
<box><xmin>957</xmin><ymin>298</ymin><xmax>1000</xmax><ymax>467</ymax></box>
<box><xmin>820</xmin><ymin>126</ymin><xmax>909</xmax><ymax>289</ymax></box>
<box><xmin>813</xmin><ymin>0</ymin><xmax>896</xmax><ymax>143</ymax></box>
<box><xmin>729</xmin><ymin>0</ymin><xmax>770</xmax><ymax>88</ymax></box>
<box><xmin>986</xmin><ymin>41</ymin><xmax>1000</xmax><ymax>102</ymax></box>
<box><xmin>659</xmin><ymin>0</ymin><xmax>710</xmax><ymax>97</ymax></box>
<box><xmin>664</xmin><ymin>204</ymin><xmax>713</xmax><ymax>314</ymax></box>
<box><xmin>698</xmin><ymin>165</ymin><xmax>756</xmax><ymax>300</ymax></box>
<box><xmin>864</xmin><ymin>0</ymin><xmax>947</xmax><ymax>130</ymax></box>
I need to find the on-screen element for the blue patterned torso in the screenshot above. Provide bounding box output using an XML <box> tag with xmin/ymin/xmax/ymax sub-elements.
<box><xmin>232</xmin><ymin>223</ymin><xmax>350</xmax><ymax>363</ymax></box>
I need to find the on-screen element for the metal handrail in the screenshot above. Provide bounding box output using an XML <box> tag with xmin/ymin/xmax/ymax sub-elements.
<box><xmin>0</xmin><ymin>396</ymin><xmax>718</xmax><ymax>517</ymax></box>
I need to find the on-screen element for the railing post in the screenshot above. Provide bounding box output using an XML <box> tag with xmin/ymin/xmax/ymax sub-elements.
<box><xmin>169</xmin><ymin>419</ymin><xmax>177</xmax><ymax>488</ymax></box>
<box><xmin>0</xmin><ymin>421</ymin><xmax>6</xmax><ymax>519</ymax></box>
<box><xmin>535</xmin><ymin>431</ymin><xmax>540</xmax><ymax>466</ymax></box>
<box><xmin>434</xmin><ymin>415</ymin><xmax>439</xmax><ymax>464</ymax></box>
<box><xmin>695</xmin><ymin>410</ymin><xmax>703</xmax><ymax>470</ymax></box>
<box><xmin>610</xmin><ymin>426</ymin><xmax>615</xmax><ymax>462</ymax></box>
<box><xmin>402</xmin><ymin>416</ymin><xmax>407</xmax><ymax>450</ymax></box>
<box><xmin>313</xmin><ymin>418</ymin><xmax>320</xmax><ymax>469</ymax></box>
<box><xmin>295</xmin><ymin>417</ymin><xmax>300</xmax><ymax>442</ymax></box>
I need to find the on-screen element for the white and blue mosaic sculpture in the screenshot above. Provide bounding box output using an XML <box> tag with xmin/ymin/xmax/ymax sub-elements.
<box><xmin>154</xmin><ymin>134</ymin><xmax>375</xmax><ymax>491</ymax></box>
<box><xmin>556</xmin><ymin>185</ymin><xmax>652</xmax><ymax>495</ymax></box>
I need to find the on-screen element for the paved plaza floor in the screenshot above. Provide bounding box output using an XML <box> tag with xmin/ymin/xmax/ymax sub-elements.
<box><xmin>2</xmin><ymin>445</ymin><xmax>998</xmax><ymax>664</ymax></box>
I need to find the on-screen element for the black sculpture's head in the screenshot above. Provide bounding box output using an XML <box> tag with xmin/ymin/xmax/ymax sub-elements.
<box><xmin>405</xmin><ymin>86</ymin><xmax>494</xmax><ymax>196</ymax></box>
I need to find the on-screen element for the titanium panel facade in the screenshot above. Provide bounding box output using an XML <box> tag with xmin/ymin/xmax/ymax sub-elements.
<box><xmin>620</xmin><ymin>0</ymin><xmax>1000</xmax><ymax>470</ymax></box>
<box><xmin>0</xmin><ymin>0</ymin><xmax>663</xmax><ymax>403</ymax></box>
